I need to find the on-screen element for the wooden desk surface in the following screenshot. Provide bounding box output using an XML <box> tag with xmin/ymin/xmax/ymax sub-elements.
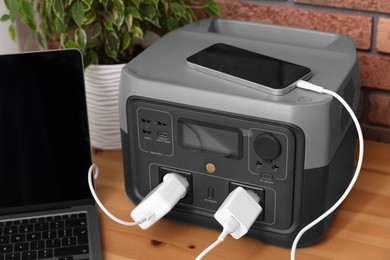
<box><xmin>92</xmin><ymin>140</ymin><xmax>390</xmax><ymax>260</ymax></box>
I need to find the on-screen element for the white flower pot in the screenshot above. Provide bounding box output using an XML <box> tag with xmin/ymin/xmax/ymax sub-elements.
<box><xmin>84</xmin><ymin>63</ymin><xmax>126</xmax><ymax>149</ymax></box>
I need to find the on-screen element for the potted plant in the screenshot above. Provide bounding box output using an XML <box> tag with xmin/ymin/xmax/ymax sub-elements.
<box><xmin>1</xmin><ymin>0</ymin><xmax>220</xmax><ymax>149</ymax></box>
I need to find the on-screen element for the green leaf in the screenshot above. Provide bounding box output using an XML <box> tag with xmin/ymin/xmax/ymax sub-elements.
<box><xmin>90</xmin><ymin>23</ymin><xmax>102</xmax><ymax>39</ymax></box>
<box><xmin>37</xmin><ymin>30</ymin><xmax>46</xmax><ymax>48</ymax></box>
<box><xmin>144</xmin><ymin>16</ymin><xmax>160</xmax><ymax>28</ymax></box>
<box><xmin>126</xmin><ymin>6</ymin><xmax>141</xmax><ymax>20</ymax></box>
<box><xmin>53</xmin><ymin>0</ymin><xmax>65</xmax><ymax>20</ymax></box>
<box><xmin>170</xmin><ymin>3</ymin><xmax>186</xmax><ymax>18</ymax></box>
<box><xmin>150</xmin><ymin>0</ymin><xmax>159</xmax><ymax>8</ymax></box>
<box><xmin>104</xmin><ymin>31</ymin><xmax>120</xmax><ymax>60</ymax></box>
<box><xmin>75</xmin><ymin>28</ymin><xmax>87</xmax><ymax>49</ymax></box>
<box><xmin>4</xmin><ymin>0</ymin><xmax>10</xmax><ymax>9</ymax></box>
<box><xmin>84</xmin><ymin>50</ymin><xmax>98</xmax><ymax>68</ymax></box>
<box><xmin>184</xmin><ymin>9</ymin><xmax>194</xmax><ymax>24</ymax></box>
<box><xmin>166</xmin><ymin>16</ymin><xmax>178</xmax><ymax>31</ymax></box>
<box><xmin>9</xmin><ymin>0</ymin><xmax>18</xmax><ymax>23</ymax></box>
<box><xmin>71</xmin><ymin>0</ymin><xmax>85</xmax><ymax>27</ymax></box>
<box><xmin>103</xmin><ymin>19</ymin><xmax>113</xmax><ymax>31</ymax></box>
<box><xmin>55</xmin><ymin>17</ymin><xmax>65</xmax><ymax>33</ymax></box>
<box><xmin>101</xmin><ymin>0</ymin><xmax>109</xmax><ymax>8</ymax></box>
<box><xmin>143</xmin><ymin>6</ymin><xmax>156</xmax><ymax>19</ymax></box>
<box><xmin>124</xmin><ymin>13</ymin><xmax>133</xmax><ymax>32</ymax></box>
<box><xmin>107</xmin><ymin>31</ymin><xmax>120</xmax><ymax>51</ymax></box>
<box><xmin>20</xmin><ymin>16</ymin><xmax>36</xmax><ymax>31</ymax></box>
<box><xmin>102</xmin><ymin>11</ymin><xmax>113</xmax><ymax>31</ymax></box>
<box><xmin>60</xmin><ymin>33</ymin><xmax>69</xmax><ymax>48</ymax></box>
<box><xmin>83</xmin><ymin>9</ymin><xmax>96</xmax><ymax>24</ymax></box>
<box><xmin>204</xmin><ymin>0</ymin><xmax>220</xmax><ymax>17</ymax></box>
<box><xmin>65</xmin><ymin>0</ymin><xmax>75</xmax><ymax>5</ymax></box>
<box><xmin>113</xmin><ymin>0</ymin><xmax>125</xmax><ymax>28</ymax></box>
<box><xmin>1</xmin><ymin>14</ymin><xmax>10</xmax><ymax>22</ymax></box>
<box><xmin>86</xmin><ymin>41</ymin><xmax>95</xmax><ymax>49</ymax></box>
<box><xmin>121</xmin><ymin>32</ymin><xmax>131</xmax><ymax>51</ymax></box>
<box><xmin>81</xmin><ymin>0</ymin><xmax>93</xmax><ymax>10</ymax></box>
<box><xmin>21</xmin><ymin>0</ymin><xmax>35</xmax><ymax>26</ymax></box>
<box><xmin>131</xmin><ymin>0</ymin><xmax>141</xmax><ymax>9</ymax></box>
<box><xmin>42</xmin><ymin>15</ymin><xmax>56</xmax><ymax>37</ymax></box>
<box><xmin>44</xmin><ymin>0</ymin><xmax>54</xmax><ymax>15</ymax></box>
<box><xmin>64</xmin><ymin>40</ymin><xmax>81</xmax><ymax>49</ymax></box>
<box><xmin>8</xmin><ymin>24</ymin><xmax>16</xmax><ymax>41</ymax></box>
<box><xmin>131</xmin><ymin>25</ymin><xmax>143</xmax><ymax>40</ymax></box>
<box><xmin>160</xmin><ymin>0</ymin><xmax>169</xmax><ymax>12</ymax></box>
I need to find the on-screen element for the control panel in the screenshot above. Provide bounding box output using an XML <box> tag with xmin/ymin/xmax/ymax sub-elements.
<box><xmin>127</xmin><ymin>99</ymin><xmax>303</xmax><ymax>231</ymax></box>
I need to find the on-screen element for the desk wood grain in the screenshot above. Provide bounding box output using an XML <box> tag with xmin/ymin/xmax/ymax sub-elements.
<box><xmin>92</xmin><ymin>140</ymin><xmax>390</xmax><ymax>259</ymax></box>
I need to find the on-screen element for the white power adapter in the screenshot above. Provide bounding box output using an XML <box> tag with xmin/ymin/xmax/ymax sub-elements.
<box><xmin>196</xmin><ymin>187</ymin><xmax>263</xmax><ymax>259</ymax></box>
<box><xmin>88</xmin><ymin>165</ymin><xmax>189</xmax><ymax>229</ymax></box>
<box><xmin>131</xmin><ymin>173</ymin><xmax>189</xmax><ymax>229</ymax></box>
<box><xmin>214</xmin><ymin>187</ymin><xmax>262</xmax><ymax>239</ymax></box>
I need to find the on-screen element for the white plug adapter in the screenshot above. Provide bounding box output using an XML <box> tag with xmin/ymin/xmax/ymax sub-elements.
<box><xmin>131</xmin><ymin>173</ymin><xmax>189</xmax><ymax>229</ymax></box>
<box><xmin>214</xmin><ymin>187</ymin><xmax>262</xmax><ymax>239</ymax></box>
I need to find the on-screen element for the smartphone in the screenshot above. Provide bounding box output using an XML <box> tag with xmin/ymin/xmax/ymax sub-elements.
<box><xmin>186</xmin><ymin>43</ymin><xmax>312</xmax><ymax>95</ymax></box>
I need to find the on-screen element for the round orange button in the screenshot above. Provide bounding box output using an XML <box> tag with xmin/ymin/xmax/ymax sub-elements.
<box><xmin>205</xmin><ymin>163</ymin><xmax>216</xmax><ymax>174</ymax></box>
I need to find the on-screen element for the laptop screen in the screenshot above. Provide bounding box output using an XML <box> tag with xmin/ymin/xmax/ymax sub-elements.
<box><xmin>0</xmin><ymin>50</ymin><xmax>93</xmax><ymax>213</ymax></box>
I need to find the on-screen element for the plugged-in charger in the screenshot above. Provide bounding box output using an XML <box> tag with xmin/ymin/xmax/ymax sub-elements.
<box><xmin>88</xmin><ymin>165</ymin><xmax>189</xmax><ymax>230</ymax></box>
<box><xmin>159</xmin><ymin>167</ymin><xmax>193</xmax><ymax>204</ymax></box>
<box><xmin>196</xmin><ymin>187</ymin><xmax>263</xmax><ymax>260</ymax></box>
<box><xmin>214</xmin><ymin>187</ymin><xmax>262</xmax><ymax>239</ymax></box>
<box><xmin>131</xmin><ymin>173</ymin><xmax>189</xmax><ymax>229</ymax></box>
<box><xmin>229</xmin><ymin>182</ymin><xmax>265</xmax><ymax>221</ymax></box>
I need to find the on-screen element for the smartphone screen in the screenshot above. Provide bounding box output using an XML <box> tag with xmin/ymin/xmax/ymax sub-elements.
<box><xmin>186</xmin><ymin>43</ymin><xmax>312</xmax><ymax>95</ymax></box>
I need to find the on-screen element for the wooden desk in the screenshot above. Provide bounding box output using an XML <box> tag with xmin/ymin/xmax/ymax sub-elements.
<box><xmin>92</xmin><ymin>140</ymin><xmax>390</xmax><ymax>259</ymax></box>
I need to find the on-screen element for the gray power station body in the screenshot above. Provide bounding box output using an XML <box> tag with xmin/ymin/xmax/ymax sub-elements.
<box><xmin>118</xmin><ymin>19</ymin><xmax>360</xmax><ymax>247</ymax></box>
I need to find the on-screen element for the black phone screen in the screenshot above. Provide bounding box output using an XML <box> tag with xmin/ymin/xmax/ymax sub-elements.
<box><xmin>186</xmin><ymin>43</ymin><xmax>311</xmax><ymax>90</ymax></box>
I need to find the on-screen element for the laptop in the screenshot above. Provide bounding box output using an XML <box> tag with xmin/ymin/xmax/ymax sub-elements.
<box><xmin>0</xmin><ymin>49</ymin><xmax>102</xmax><ymax>260</ymax></box>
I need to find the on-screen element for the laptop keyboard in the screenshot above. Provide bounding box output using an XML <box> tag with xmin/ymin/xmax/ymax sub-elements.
<box><xmin>0</xmin><ymin>212</ymin><xmax>90</xmax><ymax>260</ymax></box>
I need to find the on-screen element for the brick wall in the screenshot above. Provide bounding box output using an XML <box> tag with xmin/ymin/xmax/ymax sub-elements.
<box><xmin>217</xmin><ymin>0</ymin><xmax>390</xmax><ymax>143</ymax></box>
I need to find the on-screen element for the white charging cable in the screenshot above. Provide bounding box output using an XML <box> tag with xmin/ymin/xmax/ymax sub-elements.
<box><xmin>88</xmin><ymin>164</ymin><xmax>189</xmax><ymax>229</ymax></box>
<box><xmin>291</xmin><ymin>80</ymin><xmax>364</xmax><ymax>260</ymax></box>
<box><xmin>196</xmin><ymin>187</ymin><xmax>263</xmax><ymax>260</ymax></box>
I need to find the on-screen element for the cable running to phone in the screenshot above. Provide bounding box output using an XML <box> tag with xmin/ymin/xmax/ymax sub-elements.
<box><xmin>291</xmin><ymin>80</ymin><xmax>364</xmax><ymax>260</ymax></box>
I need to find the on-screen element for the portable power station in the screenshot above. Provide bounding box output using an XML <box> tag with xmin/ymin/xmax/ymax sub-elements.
<box><xmin>118</xmin><ymin>19</ymin><xmax>360</xmax><ymax>247</ymax></box>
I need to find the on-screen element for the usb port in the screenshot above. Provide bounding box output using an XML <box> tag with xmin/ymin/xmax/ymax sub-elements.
<box><xmin>157</xmin><ymin>121</ymin><xmax>167</xmax><ymax>127</ymax></box>
<box><xmin>142</xmin><ymin>130</ymin><xmax>152</xmax><ymax>135</ymax></box>
<box><xmin>142</xmin><ymin>118</ymin><xmax>152</xmax><ymax>124</ymax></box>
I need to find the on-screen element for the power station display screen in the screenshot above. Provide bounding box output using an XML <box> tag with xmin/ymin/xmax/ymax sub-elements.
<box><xmin>178</xmin><ymin>119</ymin><xmax>242</xmax><ymax>158</ymax></box>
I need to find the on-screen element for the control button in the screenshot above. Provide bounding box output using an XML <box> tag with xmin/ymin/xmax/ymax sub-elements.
<box><xmin>254</xmin><ymin>134</ymin><xmax>281</xmax><ymax>161</ymax></box>
<box><xmin>205</xmin><ymin>163</ymin><xmax>216</xmax><ymax>174</ymax></box>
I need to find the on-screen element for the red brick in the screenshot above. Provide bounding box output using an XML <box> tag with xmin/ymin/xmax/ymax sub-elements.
<box><xmin>294</xmin><ymin>0</ymin><xmax>390</xmax><ymax>14</ymax></box>
<box><xmin>367</xmin><ymin>92</ymin><xmax>390</xmax><ymax>127</ymax></box>
<box><xmin>359</xmin><ymin>53</ymin><xmax>390</xmax><ymax>90</ymax></box>
<box><xmin>376</xmin><ymin>17</ymin><xmax>390</xmax><ymax>54</ymax></box>
<box><xmin>217</xmin><ymin>0</ymin><xmax>373</xmax><ymax>50</ymax></box>
<box><xmin>361</xmin><ymin>124</ymin><xmax>390</xmax><ymax>143</ymax></box>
